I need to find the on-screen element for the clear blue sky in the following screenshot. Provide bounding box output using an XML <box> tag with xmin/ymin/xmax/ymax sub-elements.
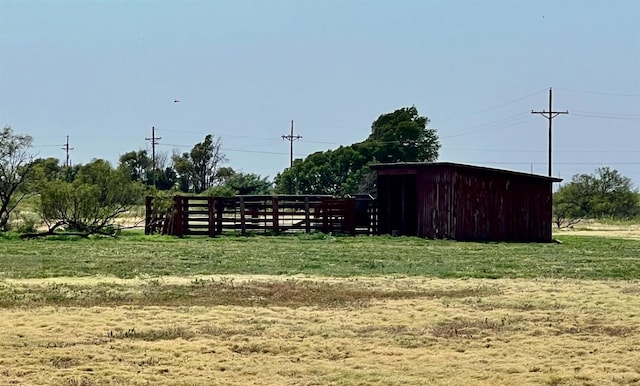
<box><xmin>1</xmin><ymin>0</ymin><xmax>639</xmax><ymax>187</ymax></box>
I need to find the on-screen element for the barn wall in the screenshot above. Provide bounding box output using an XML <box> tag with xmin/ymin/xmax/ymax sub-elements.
<box><xmin>454</xmin><ymin>168</ymin><xmax>553</xmax><ymax>242</ymax></box>
<box><xmin>377</xmin><ymin>164</ymin><xmax>556</xmax><ymax>242</ymax></box>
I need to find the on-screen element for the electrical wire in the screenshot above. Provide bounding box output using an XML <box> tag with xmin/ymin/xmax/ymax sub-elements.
<box><xmin>446</xmin><ymin>148</ymin><xmax>640</xmax><ymax>153</ymax></box>
<box><xmin>473</xmin><ymin>161</ymin><xmax>640</xmax><ymax>166</ymax></box>
<box><xmin>436</xmin><ymin>88</ymin><xmax>548</xmax><ymax>123</ymax></box>
<box><xmin>556</xmin><ymin>87</ymin><xmax>640</xmax><ymax>98</ymax></box>
<box><xmin>572</xmin><ymin>113</ymin><xmax>639</xmax><ymax>121</ymax></box>
<box><xmin>440</xmin><ymin>113</ymin><xmax>532</xmax><ymax>139</ymax></box>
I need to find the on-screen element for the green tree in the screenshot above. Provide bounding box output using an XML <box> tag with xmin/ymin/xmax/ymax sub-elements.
<box><xmin>172</xmin><ymin>135</ymin><xmax>226</xmax><ymax>193</ymax></box>
<box><xmin>26</xmin><ymin>157</ymin><xmax>63</xmax><ymax>192</ymax></box>
<box><xmin>26</xmin><ymin>158</ymin><xmax>82</xmax><ymax>200</ymax></box>
<box><xmin>0</xmin><ymin>126</ymin><xmax>35</xmax><ymax>231</ymax></box>
<box><xmin>553</xmin><ymin>167</ymin><xmax>640</xmax><ymax>226</ymax></box>
<box><xmin>38</xmin><ymin>159</ymin><xmax>144</xmax><ymax>235</ymax></box>
<box><xmin>118</xmin><ymin>150</ymin><xmax>152</xmax><ymax>182</ymax></box>
<box><xmin>275</xmin><ymin>106</ymin><xmax>440</xmax><ymax>195</ymax></box>
<box><xmin>552</xmin><ymin>185</ymin><xmax>584</xmax><ymax>228</ymax></box>
<box><xmin>147</xmin><ymin>167</ymin><xmax>178</xmax><ymax>191</ymax></box>
<box><xmin>368</xmin><ymin>106</ymin><xmax>440</xmax><ymax>162</ymax></box>
<box><xmin>224</xmin><ymin>172</ymin><xmax>273</xmax><ymax>195</ymax></box>
<box><xmin>205</xmin><ymin>168</ymin><xmax>273</xmax><ymax>196</ymax></box>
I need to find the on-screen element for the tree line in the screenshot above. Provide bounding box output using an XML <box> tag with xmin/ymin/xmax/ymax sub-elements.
<box><xmin>1</xmin><ymin>105</ymin><xmax>638</xmax><ymax>235</ymax></box>
<box><xmin>1</xmin><ymin>107</ymin><xmax>441</xmax><ymax>235</ymax></box>
<box><xmin>553</xmin><ymin>167</ymin><xmax>640</xmax><ymax>227</ymax></box>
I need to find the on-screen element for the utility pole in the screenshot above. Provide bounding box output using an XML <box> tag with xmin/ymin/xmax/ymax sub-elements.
<box><xmin>61</xmin><ymin>135</ymin><xmax>74</xmax><ymax>167</ymax></box>
<box><xmin>282</xmin><ymin>120</ymin><xmax>302</xmax><ymax>168</ymax></box>
<box><xmin>531</xmin><ymin>87</ymin><xmax>568</xmax><ymax>177</ymax></box>
<box><xmin>145</xmin><ymin>126</ymin><xmax>162</xmax><ymax>187</ymax></box>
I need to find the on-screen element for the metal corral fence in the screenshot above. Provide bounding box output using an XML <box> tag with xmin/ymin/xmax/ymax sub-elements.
<box><xmin>145</xmin><ymin>195</ymin><xmax>376</xmax><ymax>237</ymax></box>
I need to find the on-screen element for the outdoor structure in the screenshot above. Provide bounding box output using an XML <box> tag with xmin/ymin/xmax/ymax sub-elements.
<box><xmin>145</xmin><ymin>195</ymin><xmax>376</xmax><ymax>237</ymax></box>
<box><xmin>371</xmin><ymin>162</ymin><xmax>562</xmax><ymax>242</ymax></box>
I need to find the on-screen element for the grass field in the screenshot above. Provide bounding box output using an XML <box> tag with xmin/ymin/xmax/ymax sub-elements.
<box><xmin>0</xmin><ymin>233</ymin><xmax>639</xmax><ymax>385</ymax></box>
<box><xmin>1</xmin><ymin>233</ymin><xmax>639</xmax><ymax>280</ymax></box>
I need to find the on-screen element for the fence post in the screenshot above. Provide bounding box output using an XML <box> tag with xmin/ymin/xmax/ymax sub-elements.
<box><xmin>208</xmin><ymin>196</ymin><xmax>216</xmax><ymax>237</ymax></box>
<box><xmin>145</xmin><ymin>196</ymin><xmax>153</xmax><ymax>235</ymax></box>
<box><xmin>304</xmin><ymin>196</ymin><xmax>310</xmax><ymax>233</ymax></box>
<box><xmin>239</xmin><ymin>197</ymin><xmax>246</xmax><ymax>235</ymax></box>
<box><xmin>322</xmin><ymin>200</ymin><xmax>329</xmax><ymax>234</ymax></box>
<box><xmin>272</xmin><ymin>197</ymin><xmax>279</xmax><ymax>234</ymax></box>
<box><xmin>173</xmin><ymin>195</ymin><xmax>184</xmax><ymax>237</ymax></box>
<box><xmin>216</xmin><ymin>199</ymin><xmax>224</xmax><ymax>234</ymax></box>
<box><xmin>346</xmin><ymin>199</ymin><xmax>356</xmax><ymax>236</ymax></box>
<box><xmin>182</xmin><ymin>196</ymin><xmax>190</xmax><ymax>236</ymax></box>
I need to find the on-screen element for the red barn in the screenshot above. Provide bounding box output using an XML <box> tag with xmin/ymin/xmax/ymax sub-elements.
<box><xmin>371</xmin><ymin>162</ymin><xmax>562</xmax><ymax>242</ymax></box>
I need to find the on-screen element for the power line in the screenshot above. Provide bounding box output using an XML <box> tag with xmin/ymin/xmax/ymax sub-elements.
<box><xmin>440</xmin><ymin>112</ymin><xmax>532</xmax><ymax>139</ymax></box>
<box><xmin>158</xmin><ymin>142</ymin><xmax>291</xmax><ymax>156</ymax></box>
<box><xmin>156</xmin><ymin>127</ymin><xmax>342</xmax><ymax>146</ymax></box>
<box><xmin>531</xmin><ymin>87</ymin><xmax>569</xmax><ymax>177</ymax></box>
<box><xmin>224</xmin><ymin>148</ymin><xmax>290</xmax><ymax>156</ymax></box>
<box><xmin>446</xmin><ymin>148</ymin><xmax>640</xmax><ymax>153</ymax></box>
<box><xmin>571</xmin><ymin>113</ymin><xmax>639</xmax><ymax>121</ymax></box>
<box><xmin>145</xmin><ymin>126</ymin><xmax>162</xmax><ymax>187</ymax></box>
<box><xmin>556</xmin><ymin>87</ymin><xmax>640</xmax><ymax>98</ymax></box>
<box><xmin>281</xmin><ymin>120</ymin><xmax>302</xmax><ymax>168</ymax></box>
<box><xmin>475</xmin><ymin>161</ymin><xmax>640</xmax><ymax>166</ymax></box>
<box><xmin>61</xmin><ymin>135</ymin><xmax>74</xmax><ymax>167</ymax></box>
<box><xmin>437</xmin><ymin>88</ymin><xmax>548</xmax><ymax>123</ymax></box>
<box><xmin>572</xmin><ymin>110</ymin><xmax>639</xmax><ymax>117</ymax></box>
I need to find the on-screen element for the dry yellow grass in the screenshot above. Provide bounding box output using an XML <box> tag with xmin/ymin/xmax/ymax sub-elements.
<box><xmin>554</xmin><ymin>221</ymin><xmax>640</xmax><ymax>240</ymax></box>
<box><xmin>1</xmin><ymin>276</ymin><xmax>639</xmax><ymax>386</ymax></box>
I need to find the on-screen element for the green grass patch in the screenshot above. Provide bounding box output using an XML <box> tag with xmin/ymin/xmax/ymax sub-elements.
<box><xmin>0</xmin><ymin>234</ymin><xmax>638</xmax><ymax>280</ymax></box>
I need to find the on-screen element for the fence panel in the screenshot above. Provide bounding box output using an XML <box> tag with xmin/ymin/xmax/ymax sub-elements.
<box><xmin>145</xmin><ymin>195</ymin><xmax>373</xmax><ymax>236</ymax></box>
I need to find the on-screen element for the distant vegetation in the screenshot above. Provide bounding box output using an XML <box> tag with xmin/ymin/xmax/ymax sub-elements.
<box><xmin>553</xmin><ymin>167</ymin><xmax>640</xmax><ymax>227</ymax></box>
<box><xmin>1</xmin><ymin>104</ymin><xmax>638</xmax><ymax>236</ymax></box>
<box><xmin>274</xmin><ymin>106</ymin><xmax>440</xmax><ymax>196</ymax></box>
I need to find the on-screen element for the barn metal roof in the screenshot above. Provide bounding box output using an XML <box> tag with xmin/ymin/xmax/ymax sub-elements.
<box><xmin>370</xmin><ymin>162</ymin><xmax>563</xmax><ymax>182</ymax></box>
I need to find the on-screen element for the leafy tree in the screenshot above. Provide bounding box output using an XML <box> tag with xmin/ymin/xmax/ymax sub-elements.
<box><xmin>119</xmin><ymin>150</ymin><xmax>151</xmax><ymax>182</ymax></box>
<box><xmin>36</xmin><ymin>159</ymin><xmax>144</xmax><ymax>235</ymax></box>
<box><xmin>172</xmin><ymin>151</ymin><xmax>194</xmax><ymax>192</ymax></box>
<box><xmin>173</xmin><ymin>135</ymin><xmax>226</xmax><ymax>193</ymax></box>
<box><xmin>205</xmin><ymin>168</ymin><xmax>273</xmax><ymax>196</ymax></box>
<box><xmin>552</xmin><ymin>185</ymin><xmax>584</xmax><ymax>228</ymax></box>
<box><xmin>275</xmin><ymin>106</ymin><xmax>440</xmax><ymax>195</ymax></box>
<box><xmin>0</xmin><ymin>126</ymin><xmax>35</xmax><ymax>231</ymax></box>
<box><xmin>553</xmin><ymin>167</ymin><xmax>640</xmax><ymax>226</ymax></box>
<box><xmin>146</xmin><ymin>167</ymin><xmax>178</xmax><ymax>191</ymax></box>
<box><xmin>26</xmin><ymin>157</ymin><xmax>63</xmax><ymax>192</ymax></box>
<box><xmin>25</xmin><ymin>158</ymin><xmax>83</xmax><ymax>203</ymax></box>
<box><xmin>368</xmin><ymin>106</ymin><xmax>440</xmax><ymax>162</ymax></box>
<box><xmin>224</xmin><ymin>171</ymin><xmax>273</xmax><ymax>195</ymax></box>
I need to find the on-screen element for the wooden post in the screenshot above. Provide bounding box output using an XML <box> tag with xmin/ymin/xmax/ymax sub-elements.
<box><xmin>371</xmin><ymin>201</ymin><xmax>377</xmax><ymax>235</ymax></box>
<box><xmin>322</xmin><ymin>200</ymin><xmax>329</xmax><ymax>234</ymax></box>
<box><xmin>145</xmin><ymin>196</ymin><xmax>153</xmax><ymax>235</ymax></box>
<box><xmin>182</xmin><ymin>196</ymin><xmax>189</xmax><ymax>236</ymax></box>
<box><xmin>401</xmin><ymin>174</ymin><xmax>406</xmax><ymax>236</ymax></box>
<box><xmin>346</xmin><ymin>199</ymin><xmax>356</xmax><ymax>236</ymax></box>
<box><xmin>173</xmin><ymin>195</ymin><xmax>184</xmax><ymax>237</ymax></box>
<box><xmin>272</xmin><ymin>197</ymin><xmax>279</xmax><ymax>234</ymax></box>
<box><xmin>239</xmin><ymin>197</ymin><xmax>246</xmax><ymax>235</ymax></box>
<box><xmin>216</xmin><ymin>199</ymin><xmax>224</xmax><ymax>235</ymax></box>
<box><xmin>208</xmin><ymin>197</ymin><xmax>216</xmax><ymax>237</ymax></box>
<box><xmin>304</xmin><ymin>196</ymin><xmax>310</xmax><ymax>233</ymax></box>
